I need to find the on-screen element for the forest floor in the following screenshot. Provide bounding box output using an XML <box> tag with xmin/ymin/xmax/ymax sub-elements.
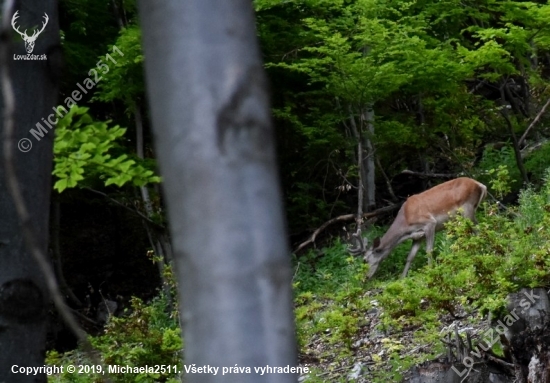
<box><xmin>297</xmin><ymin>289</ymin><xmax>488</xmax><ymax>382</ymax></box>
<box><xmin>292</xmin><ymin>241</ymin><xmax>498</xmax><ymax>383</ymax></box>
<box><xmin>297</xmin><ymin>288</ymin><xmax>397</xmax><ymax>382</ymax></box>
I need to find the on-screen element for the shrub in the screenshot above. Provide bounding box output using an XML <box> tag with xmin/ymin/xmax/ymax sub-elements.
<box><xmin>47</xmin><ymin>294</ymin><xmax>182</xmax><ymax>383</ymax></box>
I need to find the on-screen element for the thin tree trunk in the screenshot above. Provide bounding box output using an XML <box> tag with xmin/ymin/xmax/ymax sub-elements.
<box><xmin>0</xmin><ymin>1</ymin><xmax>61</xmax><ymax>380</ymax></box>
<box><xmin>134</xmin><ymin>102</ymin><xmax>173</xmax><ymax>308</ymax></box>
<box><xmin>112</xmin><ymin>2</ymin><xmax>174</xmax><ymax>298</ymax></box>
<box><xmin>134</xmin><ymin>103</ymin><xmax>156</xmax><ymax>217</ymax></box>
<box><xmin>347</xmin><ymin>106</ymin><xmax>363</xmax><ymax>224</ymax></box>
<box><xmin>138</xmin><ymin>2</ymin><xmax>297</xmax><ymax>382</ymax></box>
<box><xmin>502</xmin><ymin>112</ymin><xmax>529</xmax><ymax>185</ymax></box>
<box><xmin>362</xmin><ymin>105</ymin><xmax>376</xmax><ymax>211</ymax></box>
<box><xmin>356</xmin><ymin>139</ymin><xmax>364</xmax><ymax>226</ymax></box>
<box><xmin>500</xmin><ymin>85</ymin><xmax>529</xmax><ymax>185</ymax></box>
<box><xmin>360</xmin><ymin>46</ymin><xmax>376</xmax><ymax>211</ymax></box>
<box><xmin>349</xmin><ymin>104</ymin><xmax>376</xmax><ymax>215</ymax></box>
<box><xmin>110</xmin><ymin>0</ymin><xmax>125</xmax><ymax>29</ymax></box>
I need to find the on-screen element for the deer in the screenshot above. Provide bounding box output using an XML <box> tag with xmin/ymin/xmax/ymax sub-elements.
<box><xmin>348</xmin><ymin>177</ymin><xmax>487</xmax><ymax>279</ymax></box>
<box><xmin>11</xmin><ymin>11</ymin><xmax>49</xmax><ymax>54</ymax></box>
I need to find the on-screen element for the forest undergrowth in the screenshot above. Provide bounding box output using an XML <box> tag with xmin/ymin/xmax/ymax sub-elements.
<box><xmin>293</xmin><ymin>169</ymin><xmax>550</xmax><ymax>381</ymax></box>
<box><xmin>47</xmin><ymin>169</ymin><xmax>550</xmax><ymax>382</ymax></box>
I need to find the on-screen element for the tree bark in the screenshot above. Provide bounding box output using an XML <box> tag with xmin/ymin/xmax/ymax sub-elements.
<box><xmin>347</xmin><ymin>105</ymin><xmax>364</xmax><ymax>223</ymax></box>
<box><xmin>362</xmin><ymin>105</ymin><xmax>376</xmax><ymax>211</ymax></box>
<box><xmin>348</xmin><ymin>104</ymin><xmax>376</xmax><ymax>215</ymax></box>
<box><xmin>134</xmin><ymin>101</ymin><xmax>173</xmax><ymax>309</ymax></box>
<box><xmin>138</xmin><ymin>1</ymin><xmax>297</xmax><ymax>382</ymax></box>
<box><xmin>0</xmin><ymin>0</ymin><xmax>60</xmax><ymax>381</ymax></box>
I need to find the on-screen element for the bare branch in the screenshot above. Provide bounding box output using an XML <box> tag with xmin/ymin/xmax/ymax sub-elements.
<box><xmin>401</xmin><ymin>169</ymin><xmax>459</xmax><ymax>179</ymax></box>
<box><xmin>518</xmin><ymin>96</ymin><xmax>550</xmax><ymax>147</ymax></box>
<box><xmin>376</xmin><ymin>156</ymin><xmax>397</xmax><ymax>201</ymax></box>
<box><xmin>293</xmin><ymin>203</ymin><xmax>401</xmax><ymax>254</ymax></box>
<box><xmin>83</xmin><ymin>187</ymin><xmax>165</xmax><ymax>230</ymax></box>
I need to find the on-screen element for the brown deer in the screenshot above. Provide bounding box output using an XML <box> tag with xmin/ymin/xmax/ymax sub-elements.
<box><xmin>349</xmin><ymin>177</ymin><xmax>487</xmax><ymax>279</ymax></box>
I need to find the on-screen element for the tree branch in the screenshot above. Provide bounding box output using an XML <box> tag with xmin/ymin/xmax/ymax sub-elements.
<box><xmin>293</xmin><ymin>203</ymin><xmax>401</xmax><ymax>253</ymax></box>
<box><xmin>376</xmin><ymin>156</ymin><xmax>397</xmax><ymax>201</ymax></box>
<box><xmin>400</xmin><ymin>169</ymin><xmax>459</xmax><ymax>179</ymax></box>
<box><xmin>84</xmin><ymin>187</ymin><xmax>165</xmax><ymax>231</ymax></box>
<box><xmin>518</xmin><ymin>96</ymin><xmax>550</xmax><ymax>147</ymax></box>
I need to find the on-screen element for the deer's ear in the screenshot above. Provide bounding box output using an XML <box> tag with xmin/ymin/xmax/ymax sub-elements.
<box><xmin>373</xmin><ymin>237</ymin><xmax>381</xmax><ymax>249</ymax></box>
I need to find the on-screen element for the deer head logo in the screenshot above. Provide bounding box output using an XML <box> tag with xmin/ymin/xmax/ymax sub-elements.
<box><xmin>11</xmin><ymin>11</ymin><xmax>49</xmax><ymax>54</ymax></box>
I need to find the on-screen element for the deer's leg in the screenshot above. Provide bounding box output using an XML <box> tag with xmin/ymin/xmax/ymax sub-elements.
<box><xmin>462</xmin><ymin>205</ymin><xmax>478</xmax><ymax>224</ymax></box>
<box><xmin>401</xmin><ymin>239</ymin><xmax>422</xmax><ymax>278</ymax></box>
<box><xmin>424</xmin><ymin>223</ymin><xmax>437</xmax><ymax>265</ymax></box>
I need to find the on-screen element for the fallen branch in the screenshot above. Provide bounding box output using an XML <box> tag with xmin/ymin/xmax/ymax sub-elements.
<box><xmin>485</xmin><ymin>353</ymin><xmax>515</xmax><ymax>373</ymax></box>
<box><xmin>71</xmin><ymin>308</ymin><xmax>99</xmax><ymax>327</ymax></box>
<box><xmin>293</xmin><ymin>203</ymin><xmax>401</xmax><ymax>254</ymax></box>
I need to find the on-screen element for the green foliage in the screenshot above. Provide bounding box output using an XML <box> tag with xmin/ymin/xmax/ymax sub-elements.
<box><xmin>47</xmin><ymin>295</ymin><xmax>181</xmax><ymax>383</ymax></box>
<box><xmin>47</xmin><ymin>256</ymin><xmax>180</xmax><ymax>383</ymax></box>
<box><xmin>378</xmin><ymin>174</ymin><xmax>550</xmax><ymax>332</ymax></box>
<box><xmin>59</xmin><ymin>0</ymin><xmax>121</xmax><ymax>94</ymax></box>
<box><xmin>94</xmin><ymin>296</ymin><xmax>181</xmax><ymax>368</ymax></box>
<box><xmin>254</xmin><ymin>0</ymin><xmax>550</xmax><ymax>234</ymax></box>
<box><xmin>294</xmin><ymin>174</ymin><xmax>550</xmax><ymax>380</ymax></box>
<box><xmin>93</xmin><ymin>25</ymin><xmax>144</xmax><ymax>110</ymax></box>
<box><xmin>292</xmin><ymin>238</ymin><xmax>443</xmax><ymax>381</ymax></box>
<box><xmin>478</xmin><ymin>140</ymin><xmax>550</xmax><ymax>197</ymax></box>
<box><xmin>524</xmin><ymin>142</ymin><xmax>550</xmax><ymax>185</ymax></box>
<box><xmin>293</xmin><ymin>241</ymin><xmax>370</xmax><ymax>353</ymax></box>
<box><xmin>53</xmin><ymin>105</ymin><xmax>161</xmax><ymax>192</ymax></box>
<box><xmin>487</xmin><ymin>165</ymin><xmax>513</xmax><ymax>200</ymax></box>
<box><xmin>477</xmin><ymin>144</ymin><xmax>520</xmax><ymax>195</ymax></box>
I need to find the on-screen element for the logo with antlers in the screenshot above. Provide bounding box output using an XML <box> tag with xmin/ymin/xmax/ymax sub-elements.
<box><xmin>11</xmin><ymin>11</ymin><xmax>49</xmax><ymax>54</ymax></box>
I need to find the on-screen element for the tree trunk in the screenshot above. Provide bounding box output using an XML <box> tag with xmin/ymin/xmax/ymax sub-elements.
<box><xmin>0</xmin><ymin>0</ymin><xmax>60</xmax><ymax>381</ymax></box>
<box><xmin>347</xmin><ymin>106</ymin><xmax>364</xmax><ymax>224</ymax></box>
<box><xmin>348</xmin><ymin>104</ymin><xmax>376</xmax><ymax>216</ymax></box>
<box><xmin>138</xmin><ymin>1</ymin><xmax>297</xmax><ymax>382</ymax></box>
<box><xmin>500</xmin><ymin>85</ymin><xmax>529</xmax><ymax>185</ymax></box>
<box><xmin>362</xmin><ymin>105</ymin><xmax>376</xmax><ymax>211</ymax></box>
<box><xmin>134</xmin><ymin>101</ymin><xmax>173</xmax><ymax>308</ymax></box>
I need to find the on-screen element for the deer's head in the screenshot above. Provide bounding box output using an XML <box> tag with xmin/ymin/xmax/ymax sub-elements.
<box><xmin>347</xmin><ymin>230</ymin><xmax>383</xmax><ymax>278</ymax></box>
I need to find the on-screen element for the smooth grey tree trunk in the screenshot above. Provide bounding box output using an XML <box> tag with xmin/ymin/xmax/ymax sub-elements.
<box><xmin>138</xmin><ymin>1</ymin><xmax>297</xmax><ymax>383</ymax></box>
<box><xmin>0</xmin><ymin>1</ymin><xmax>60</xmax><ymax>381</ymax></box>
